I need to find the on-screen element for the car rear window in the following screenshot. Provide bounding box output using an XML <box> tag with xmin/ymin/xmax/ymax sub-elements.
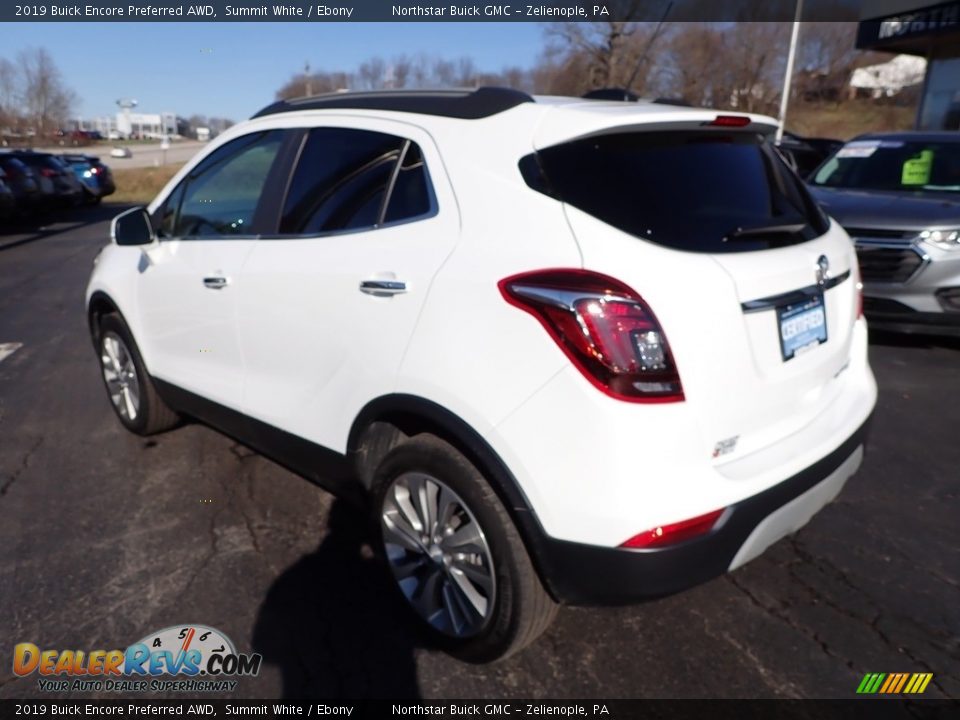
<box><xmin>522</xmin><ymin>131</ymin><xmax>829</xmax><ymax>253</ymax></box>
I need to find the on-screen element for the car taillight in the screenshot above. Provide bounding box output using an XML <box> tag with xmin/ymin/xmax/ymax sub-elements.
<box><xmin>708</xmin><ymin>115</ymin><xmax>751</xmax><ymax>127</ymax></box>
<box><xmin>40</xmin><ymin>167</ymin><xmax>57</xmax><ymax>178</ymax></box>
<box><xmin>499</xmin><ymin>269</ymin><xmax>684</xmax><ymax>402</ymax></box>
<box><xmin>89</xmin><ymin>166</ymin><xmax>100</xmax><ymax>175</ymax></box>
<box><xmin>620</xmin><ymin>508</ymin><xmax>726</xmax><ymax>549</ymax></box>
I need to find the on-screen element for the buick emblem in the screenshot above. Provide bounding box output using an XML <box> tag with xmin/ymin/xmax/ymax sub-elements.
<box><xmin>815</xmin><ymin>255</ymin><xmax>830</xmax><ymax>287</ymax></box>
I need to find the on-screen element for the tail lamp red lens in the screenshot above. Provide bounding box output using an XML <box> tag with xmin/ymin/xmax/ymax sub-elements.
<box><xmin>499</xmin><ymin>269</ymin><xmax>684</xmax><ymax>402</ymax></box>
<box><xmin>620</xmin><ymin>508</ymin><xmax>726</xmax><ymax>549</ymax></box>
<box><xmin>708</xmin><ymin>115</ymin><xmax>751</xmax><ymax>127</ymax></box>
<box><xmin>40</xmin><ymin>167</ymin><xmax>57</xmax><ymax>178</ymax></box>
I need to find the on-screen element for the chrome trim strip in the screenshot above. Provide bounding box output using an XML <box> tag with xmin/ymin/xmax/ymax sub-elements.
<box><xmin>740</xmin><ymin>270</ymin><xmax>851</xmax><ymax>314</ymax></box>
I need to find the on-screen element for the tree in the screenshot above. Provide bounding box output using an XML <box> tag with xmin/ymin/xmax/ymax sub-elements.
<box><xmin>0</xmin><ymin>58</ymin><xmax>17</xmax><ymax>130</ymax></box>
<box><xmin>357</xmin><ymin>57</ymin><xmax>387</xmax><ymax>90</ymax></box>
<box><xmin>795</xmin><ymin>22</ymin><xmax>885</xmax><ymax>103</ymax></box>
<box><xmin>275</xmin><ymin>70</ymin><xmax>351</xmax><ymax>100</ymax></box>
<box><xmin>17</xmin><ymin>47</ymin><xmax>76</xmax><ymax>135</ymax></box>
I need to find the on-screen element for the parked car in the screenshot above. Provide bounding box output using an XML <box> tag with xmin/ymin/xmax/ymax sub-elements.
<box><xmin>808</xmin><ymin>132</ymin><xmax>960</xmax><ymax>336</ymax></box>
<box><xmin>0</xmin><ymin>154</ymin><xmax>42</xmax><ymax>217</ymax></box>
<box><xmin>55</xmin><ymin>129</ymin><xmax>99</xmax><ymax>146</ymax></box>
<box><xmin>87</xmin><ymin>88</ymin><xmax>876</xmax><ymax>661</ymax></box>
<box><xmin>777</xmin><ymin>131</ymin><xmax>844</xmax><ymax>178</ymax></box>
<box><xmin>10</xmin><ymin>151</ymin><xmax>83</xmax><ymax>210</ymax></box>
<box><xmin>61</xmin><ymin>153</ymin><xmax>116</xmax><ymax>204</ymax></box>
<box><xmin>0</xmin><ymin>170</ymin><xmax>15</xmax><ymax>222</ymax></box>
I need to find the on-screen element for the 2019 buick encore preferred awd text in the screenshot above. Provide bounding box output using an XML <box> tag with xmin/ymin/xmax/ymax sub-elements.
<box><xmin>86</xmin><ymin>88</ymin><xmax>877</xmax><ymax>661</ymax></box>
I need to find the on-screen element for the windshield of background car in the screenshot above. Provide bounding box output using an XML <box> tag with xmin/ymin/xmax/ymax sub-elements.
<box><xmin>523</xmin><ymin>130</ymin><xmax>829</xmax><ymax>253</ymax></box>
<box><xmin>812</xmin><ymin>139</ymin><xmax>960</xmax><ymax>194</ymax></box>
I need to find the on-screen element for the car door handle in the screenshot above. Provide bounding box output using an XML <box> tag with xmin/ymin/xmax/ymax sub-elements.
<box><xmin>203</xmin><ymin>276</ymin><xmax>229</xmax><ymax>290</ymax></box>
<box><xmin>359</xmin><ymin>279</ymin><xmax>407</xmax><ymax>296</ymax></box>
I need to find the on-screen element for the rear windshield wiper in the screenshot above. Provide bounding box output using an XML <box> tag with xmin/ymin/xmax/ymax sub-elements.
<box><xmin>723</xmin><ymin>222</ymin><xmax>807</xmax><ymax>242</ymax></box>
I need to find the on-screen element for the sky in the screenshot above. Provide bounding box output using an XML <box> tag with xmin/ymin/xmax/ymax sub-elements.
<box><xmin>3</xmin><ymin>23</ymin><xmax>547</xmax><ymax>121</ymax></box>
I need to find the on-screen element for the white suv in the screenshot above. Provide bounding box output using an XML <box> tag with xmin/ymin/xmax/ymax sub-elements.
<box><xmin>87</xmin><ymin>88</ymin><xmax>877</xmax><ymax>661</ymax></box>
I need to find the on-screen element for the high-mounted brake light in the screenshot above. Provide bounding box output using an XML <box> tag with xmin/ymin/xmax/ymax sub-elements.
<box><xmin>499</xmin><ymin>269</ymin><xmax>684</xmax><ymax>402</ymax></box>
<box><xmin>708</xmin><ymin>115</ymin><xmax>751</xmax><ymax>127</ymax></box>
<box><xmin>620</xmin><ymin>508</ymin><xmax>726</xmax><ymax>549</ymax></box>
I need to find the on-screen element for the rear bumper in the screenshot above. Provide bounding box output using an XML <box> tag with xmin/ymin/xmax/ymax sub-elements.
<box><xmin>534</xmin><ymin>416</ymin><xmax>871</xmax><ymax>605</ymax></box>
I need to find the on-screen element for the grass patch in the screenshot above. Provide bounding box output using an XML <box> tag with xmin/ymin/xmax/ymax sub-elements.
<box><xmin>787</xmin><ymin>99</ymin><xmax>916</xmax><ymax>140</ymax></box>
<box><xmin>106</xmin><ymin>164</ymin><xmax>184</xmax><ymax>205</ymax></box>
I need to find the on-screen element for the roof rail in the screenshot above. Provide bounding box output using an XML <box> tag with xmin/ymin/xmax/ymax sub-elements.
<box><xmin>251</xmin><ymin>87</ymin><xmax>535</xmax><ymax>120</ymax></box>
<box><xmin>582</xmin><ymin>88</ymin><xmax>639</xmax><ymax>102</ymax></box>
<box><xmin>651</xmin><ymin>97</ymin><xmax>694</xmax><ymax>107</ymax></box>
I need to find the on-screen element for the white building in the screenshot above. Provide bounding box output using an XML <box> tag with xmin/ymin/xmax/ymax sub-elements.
<box><xmin>849</xmin><ymin>55</ymin><xmax>927</xmax><ymax>98</ymax></box>
<box><xmin>116</xmin><ymin>111</ymin><xmax>177</xmax><ymax>139</ymax></box>
<box><xmin>75</xmin><ymin>111</ymin><xmax>177</xmax><ymax>139</ymax></box>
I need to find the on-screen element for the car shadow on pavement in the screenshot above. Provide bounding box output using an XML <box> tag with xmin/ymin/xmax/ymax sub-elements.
<box><xmin>251</xmin><ymin>499</ymin><xmax>423</xmax><ymax>699</ymax></box>
<box><xmin>869</xmin><ymin>329</ymin><xmax>960</xmax><ymax>351</ymax></box>
<box><xmin>0</xmin><ymin>203</ymin><xmax>134</xmax><ymax>250</ymax></box>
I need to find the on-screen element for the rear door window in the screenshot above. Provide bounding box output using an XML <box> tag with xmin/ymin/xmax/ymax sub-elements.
<box><xmin>524</xmin><ymin>131</ymin><xmax>829</xmax><ymax>253</ymax></box>
<box><xmin>279</xmin><ymin>128</ymin><xmax>434</xmax><ymax>235</ymax></box>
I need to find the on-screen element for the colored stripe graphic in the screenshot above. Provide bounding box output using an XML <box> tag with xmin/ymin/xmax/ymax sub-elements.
<box><xmin>892</xmin><ymin>673</ymin><xmax>909</xmax><ymax>693</ymax></box>
<box><xmin>857</xmin><ymin>672</ymin><xmax>933</xmax><ymax>694</ymax></box>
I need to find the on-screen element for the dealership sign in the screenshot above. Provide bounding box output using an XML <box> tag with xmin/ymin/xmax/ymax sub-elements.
<box><xmin>857</xmin><ymin>0</ymin><xmax>960</xmax><ymax>47</ymax></box>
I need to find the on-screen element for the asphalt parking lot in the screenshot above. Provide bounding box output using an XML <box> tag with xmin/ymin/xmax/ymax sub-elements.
<box><xmin>0</xmin><ymin>209</ymin><xmax>957</xmax><ymax>700</ymax></box>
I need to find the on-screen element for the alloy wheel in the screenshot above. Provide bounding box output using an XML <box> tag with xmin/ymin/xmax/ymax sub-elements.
<box><xmin>381</xmin><ymin>472</ymin><xmax>496</xmax><ymax>637</ymax></box>
<box><xmin>101</xmin><ymin>331</ymin><xmax>140</xmax><ymax>422</ymax></box>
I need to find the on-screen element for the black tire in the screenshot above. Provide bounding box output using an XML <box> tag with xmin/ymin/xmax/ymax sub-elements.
<box><xmin>371</xmin><ymin>433</ymin><xmax>557</xmax><ymax>662</ymax></box>
<box><xmin>97</xmin><ymin>313</ymin><xmax>179</xmax><ymax>435</ymax></box>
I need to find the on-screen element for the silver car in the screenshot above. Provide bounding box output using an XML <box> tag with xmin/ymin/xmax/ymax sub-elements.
<box><xmin>809</xmin><ymin>132</ymin><xmax>960</xmax><ymax>336</ymax></box>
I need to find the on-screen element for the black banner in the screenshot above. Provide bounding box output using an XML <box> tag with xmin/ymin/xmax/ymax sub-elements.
<box><xmin>0</xmin><ymin>700</ymin><xmax>957</xmax><ymax>720</ymax></box>
<box><xmin>0</xmin><ymin>0</ymin><xmax>862</xmax><ymax>23</ymax></box>
<box><xmin>856</xmin><ymin>0</ymin><xmax>960</xmax><ymax>49</ymax></box>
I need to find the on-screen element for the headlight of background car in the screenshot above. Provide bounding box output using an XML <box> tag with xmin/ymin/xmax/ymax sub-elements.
<box><xmin>920</xmin><ymin>229</ymin><xmax>960</xmax><ymax>250</ymax></box>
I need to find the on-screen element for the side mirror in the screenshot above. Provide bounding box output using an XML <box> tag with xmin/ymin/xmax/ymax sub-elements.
<box><xmin>111</xmin><ymin>206</ymin><xmax>155</xmax><ymax>246</ymax></box>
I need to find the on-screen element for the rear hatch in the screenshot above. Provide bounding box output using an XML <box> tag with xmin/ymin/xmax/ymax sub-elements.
<box><xmin>527</xmin><ymin>111</ymin><xmax>860</xmax><ymax>461</ymax></box>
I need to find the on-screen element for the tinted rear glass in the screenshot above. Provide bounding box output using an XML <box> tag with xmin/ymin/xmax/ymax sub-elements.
<box><xmin>526</xmin><ymin>131</ymin><xmax>828</xmax><ymax>252</ymax></box>
<box><xmin>280</xmin><ymin>128</ymin><xmax>403</xmax><ymax>234</ymax></box>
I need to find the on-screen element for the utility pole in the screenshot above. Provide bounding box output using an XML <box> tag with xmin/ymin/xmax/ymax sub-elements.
<box><xmin>776</xmin><ymin>0</ymin><xmax>803</xmax><ymax>142</ymax></box>
<box><xmin>304</xmin><ymin>61</ymin><xmax>312</xmax><ymax>97</ymax></box>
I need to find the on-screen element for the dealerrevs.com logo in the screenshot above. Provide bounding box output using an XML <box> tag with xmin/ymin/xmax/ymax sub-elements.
<box><xmin>13</xmin><ymin>625</ymin><xmax>262</xmax><ymax>693</ymax></box>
